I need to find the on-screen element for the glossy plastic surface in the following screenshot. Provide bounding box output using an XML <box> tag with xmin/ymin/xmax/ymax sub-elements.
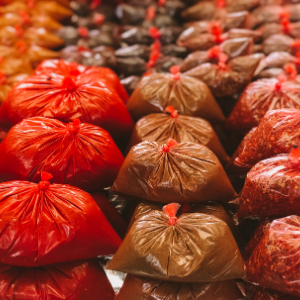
<box><xmin>116</xmin><ymin>274</ymin><xmax>244</xmax><ymax>300</ymax></box>
<box><xmin>112</xmin><ymin>140</ymin><xmax>236</xmax><ymax>203</ymax></box>
<box><xmin>0</xmin><ymin>259</ymin><xmax>115</xmax><ymax>300</ymax></box>
<box><xmin>0</xmin><ymin>63</ymin><xmax>133</xmax><ymax>140</ymax></box>
<box><xmin>0</xmin><ymin>178</ymin><xmax>121</xmax><ymax>266</ymax></box>
<box><xmin>247</xmin><ymin>215</ymin><xmax>300</xmax><ymax>296</ymax></box>
<box><xmin>127</xmin><ymin>72</ymin><xmax>225</xmax><ymax>123</ymax></box>
<box><xmin>107</xmin><ymin>202</ymin><xmax>245</xmax><ymax>282</ymax></box>
<box><xmin>127</xmin><ymin>111</ymin><xmax>228</xmax><ymax>164</ymax></box>
<box><xmin>0</xmin><ymin>117</ymin><xmax>124</xmax><ymax>191</ymax></box>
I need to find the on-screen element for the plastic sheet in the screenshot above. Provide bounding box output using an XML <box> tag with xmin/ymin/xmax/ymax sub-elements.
<box><xmin>127</xmin><ymin>108</ymin><xmax>228</xmax><ymax>164</ymax></box>
<box><xmin>226</xmin><ymin>76</ymin><xmax>300</xmax><ymax>134</ymax></box>
<box><xmin>0</xmin><ymin>117</ymin><xmax>124</xmax><ymax>192</ymax></box>
<box><xmin>107</xmin><ymin>202</ymin><xmax>245</xmax><ymax>282</ymax></box>
<box><xmin>0</xmin><ymin>173</ymin><xmax>121</xmax><ymax>266</ymax></box>
<box><xmin>126</xmin><ymin>69</ymin><xmax>225</xmax><ymax>124</ymax></box>
<box><xmin>185</xmin><ymin>54</ymin><xmax>263</xmax><ymax>97</ymax></box>
<box><xmin>236</xmin><ymin>109</ymin><xmax>300</xmax><ymax>167</ymax></box>
<box><xmin>236</xmin><ymin>149</ymin><xmax>300</xmax><ymax>217</ymax></box>
<box><xmin>0</xmin><ymin>259</ymin><xmax>115</xmax><ymax>300</ymax></box>
<box><xmin>112</xmin><ymin>140</ymin><xmax>236</xmax><ymax>203</ymax></box>
<box><xmin>0</xmin><ymin>63</ymin><xmax>133</xmax><ymax>140</ymax></box>
<box><xmin>247</xmin><ymin>215</ymin><xmax>300</xmax><ymax>296</ymax></box>
<box><xmin>116</xmin><ymin>274</ymin><xmax>244</xmax><ymax>300</ymax></box>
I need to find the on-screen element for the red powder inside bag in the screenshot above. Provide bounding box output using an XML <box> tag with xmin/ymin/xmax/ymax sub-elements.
<box><xmin>0</xmin><ymin>66</ymin><xmax>134</xmax><ymax>140</ymax></box>
<box><xmin>236</xmin><ymin>151</ymin><xmax>300</xmax><ymax>218</ymax></box>
<box><xmin>112</xmin><ymin>140</ymin><xmax>236</xmax><ymax>204</ymax></box>
<box><xmin>247</xmin><ymin>215</ymin><xmax>300</xmax><ymax>297</ymax></box>
<box><xmin>236</xmin><ymin>109</ymin><xmax>300</xmax><ymax>168</ymax></box>
<box><xmin>107</xmin><ymin>202</ymin><xmax>245</xmax><ymax>282</ymax></box>
<box><xmin>226</xmin><ymin>76</ymin><xmax>300</xmax><ymax>135</ymax></box>
<box><xmin>0</xmin><ymin>117</ymin><xmax>124</xmax><ymax>192</ymax></box>
<box><xmin>34</xmin><ymin>59</ymin><xmax>129</xmax><ymax>103</ymax></box>
<box><xmin>0</xmin><ymin>259</ymin><xmax>115</xmax><ymax>300</ymax></box>
<box><xmin>0</xmin><ymin>174</ymin><xmax>121</xmax><ymax>266</ymax></box>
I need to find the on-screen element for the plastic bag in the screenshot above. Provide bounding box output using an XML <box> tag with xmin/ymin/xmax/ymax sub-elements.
<box><xmin>0</xmin><ymin>26</ymin><xmax>64</xmax><ymax>49</ymax></box>
<box><xmin>180</xmin><ymin>38</ymin><xmax>254</xmax><ymax>72</ymax></box>
<box><xmin>249</xmin><ymin>5</ymin><xmax>285</xmax><ymax>28</ymax></box>
<box><xmin>0</xmin><ymin>172</ymin><xmax>121</xmax><ymax>266</ymax></box>
<box><xmin>236</xmin><ymin>149</ymin><xmax>300</xmax><ymax>217</ymax></box>
<box><xmin>257</xmin><ymin>21</ymin><xmax>300</xmax><ymax>40</ymax></box>
<box><xmin>185</xmin><ymin>54</ymin><xmax>263</xmax><ymax>97</ymax></box>
<box><xmin>236</xmin><ymin>109</ymin><xmax>300</xmax><ymax>168</ymax></box>
<box><xmin>0</xmin><ymin>117</ymin><xmax>124</xmax><ymax>192</ymax></box>
<box><xmin>0</xmin><ymin>64</ymin><xmax>133</xmax><ymax>140</ymax></box>
<box><xmin>107</xmin><ymin>202</ymin><xmax>245</xmax><ymax>282</ymax></box>
<box><xmin>112</xmin><ymin>139</ymin><xmax>236</xmax><ymax>203</ymax></box>
<box><xmin>34</xmin><ymin>59</ymin><xmax>129</xmax><ymax>103</ymax></box>
<box><xmin>116</xmin><ymin>274</ymin><xmax>244</xmax><ymax>300</ymax></box>
<box><xmin>247</xmin><ymin>215</ymin><xmax>300</xmax><ymax>296</ymax></box>
<box><xmin>0</xmin><ymin>259</ymin><xmax>115</xmax><ymax>300</ymax></box>
<box><xmin>126</xmin><ymin>67</ymin><xmax>225</xmax><ymax>124</ymax></box>
<box><xmin>225</xmin><ymin>28</ymin><xmax>262</xmax><ymax>42</ymax></box>
<box><xmin>250</xmin><ymin>286</ymin><xmax>298</xmax><ymax>300</ymax></box>
<box><xmin>121</xmin><ymin>75</ymin><xmax>141</xmax><ymax>95</ymax></box>
<box><xmin>0</xmin><ymin>56</ymin><xmax>32</xmax><ymax>77</ymax></box>
<box><xmin>0</xmin><ymin>12</ymin><xmax>62</xmax><ymax>32</ymax></box>
<box><xmin>127</xmin><ymin>107</ymin><xmax>228</xmax><ymax>164</ymax></box>
<box><xmin>226</xmin><ymin>75</ymin><xmax>300</xmax><ymax>134</ymax></box>
<box><xmin>261</xmin><ymin>34</ymin><xmax>300</xmax><ymax>55</ymax></box>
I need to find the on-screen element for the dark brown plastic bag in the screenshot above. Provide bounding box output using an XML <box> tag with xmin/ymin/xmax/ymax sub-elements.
<box><xmin>112</xmin><ymin>140</ymin><xmax>236</xmax><ymax>203</ymax></box>
<box><xmin>107</xmin><ymin>202</ymin><xmax>246</xmax><ymax>282</ymax></box>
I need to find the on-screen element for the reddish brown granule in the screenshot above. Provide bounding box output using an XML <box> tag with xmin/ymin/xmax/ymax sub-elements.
<box><xmin>236</xmin><ymin>153</ymin><xmax>300</xmax><ymax>218</ymax></box>
<box><xmin>251</xmin><ymin>286</ymin><xmax>299</xmax><ymax>300</ymax></box>
<box><xmin>236</xmin><ymin>109</ymin><xmax>300</xmax><ymax>168</ymax></box>
<box><xmin>247</xmin><ymin>216</ymin><xmax>300</xmax><ymax>297</ymax></box>
<box><xmin>226</xmin><ymin>78</ymin><xmax>300</xmax><ymax>134</ymax></box>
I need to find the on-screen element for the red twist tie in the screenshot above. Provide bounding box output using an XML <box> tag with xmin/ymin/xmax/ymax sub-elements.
<box><xmin>77</xmin><ymin>45</ymin><xmax>91</xmax><ymax>52</ymax></box>
<box><xmin>158</xmin><ymin>0</ymin><xmax>166</xmax><ymax>6</ymax></box>
<box><xmin>165</xmin><ymin>106</ymin><xmax>178</xmax><ymax>118</ymax></box>
<box><xmin>161</xmin><ymin>138</ymin><xmax>178</xmax><ymax>153</ymax></box>
<box><xmin>170</xmin><ymin>65</ymin><xmax>181</xmax><ymax>80</ymax></box>
<box><xmin>281</xmin><ymin>18</ymin><xmax>290</xmax><ymax>34</ymax></box>
<box><xmin>285</xmin><ymin>145</ymin><xmax>300</xmax><ymax>169</ymax></box>
<box><xmin>146</xmin><ymin>7</ymin><xmax>156</xmax><ymax>21</ymax></box>
<box><xmin>67</xmin><ymin>119</ymin><xmax>81</xmax><ymax>134</ymax></box>
<box><xmin>217</xmin><ymin>0</ymin><xmax>226</xmax><ymax>8</ymax></box>
<box><xmin>275</xmin><ymin>73</ymin><xmax>287</xmax><ymax>90</ymax></box>
<box><xmin>149</xmin><ymin>27</ymin><xmax>161</xmax><ymax>40</ymax></box>
<box><xmin>151</xmin><ymin>40</ymin><xmax>161</xmax><ymax>51</ymax></box>
<box><xmin>0</xmin><ymin>72</ymin><xmax>6</xmax><ymax>85</ymax></box>
<box><xmin>284</xmin><ymin>63</ymin><xmax>297</xmax><ymax>79</ymax></box>
<box><xmin>15</xmin><ymin>25</ymin><xmax>23</xmax><ymax>37</ymax></box>
<box><xmin>209</xmin><ymin>23</ymin><xmax>223</xmax><ymax>43</ymax></box>
<box><xmin>78</xmin><ymin>27</ymin><xmax>89</xmax><ymax>38</ymax></box>
<box><xmin>38</xmin><ymin>171</ymin><xmax>53</xmax><ymax>190</ymax></box>
<box><xmin>27</xmin><ymin>0</ymin><xmax>34</xmax><ymax>8</ymax></box>
<box><xmin>62</xmin><ymin>77</ymin><xmax>77</xmax><ymax>91</ymax></box>
<box><xmin>16</xmin><ymin>40</ymin><xmax>27</xmax><ymax>53</ymax></box>
<box><xmin>292</xmin><ymin>40</ymin><xmax>300</xmax><ymax>50</ymax></box>
<box><xmin>207</xmin><ymin>46</ymin><xmax>221</xmax><ymax>59</ymax></box>
<box><xmin>280</xmin><ymin>10</ymin><xmax>290</xmax><ymax>20</ymax></box>
<box><xmin>94</xmin><ymin>13</ymin><xmax>105</xmax><ymax>25</ymax></box>
<box><xmin>19</xmin><ymin>10</ymin><xmax>30</xmax><ymax>24</ymax></box>
<box><xmin>163</xmin><ymin>203</ymin><xmax>181</xmax><ymax>226</ymax></box>
<box><xmin>69</xmin><ymin>69</ymin><xmax>81</xmax><ymax>76</ymax></box>
<box><xmin>218</xmin><ymin>52</ymin><xmax>228</xmax><ymax>70</ymax></box>
<box><xmin>90</xmin><ymin>0</ymin><xmax>101</xmax><ymax>10</ymax></box>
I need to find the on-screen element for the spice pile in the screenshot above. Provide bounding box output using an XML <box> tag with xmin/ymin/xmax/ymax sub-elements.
<box><xmin>1</xmin><ymin>0</ymin><xmax>300</xmax><ymax>299</ymax></box>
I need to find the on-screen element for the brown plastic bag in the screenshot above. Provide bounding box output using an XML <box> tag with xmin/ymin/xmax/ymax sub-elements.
<box><xmin>112</xmin><ymin>139</ymin><xmax>236</xmax><ymax>203</ymax></box>
<box><xmin>126</xmin><ymin>68</ymin><xmax>225</xmax><ymax>124</ymax></box>
<box><xmin>107</xmin><ymin>202</ymin><xmax>246</xmax><ymax>282</ymax></box>
<box><xmin>185</xmin><ymin>54</ymin><xmax>263</xmax><ymax>97</ymax></box>
<box><xmin>116</xmin><ymin>274</ymin><xmax>244</xmax><ymax>300</ymax></box>
<box><xmin>127</xmin><ymin>106</ymin><xmax>229</xmax><ymax>164</ymax></box>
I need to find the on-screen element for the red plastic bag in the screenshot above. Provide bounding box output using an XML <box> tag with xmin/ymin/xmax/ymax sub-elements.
<box><xmin>126</xmin><ymin>67</ymin><xmax>225</xmax><ymax>123</ymax></box>
<box><xmin>107</xmin><ymin>202</ymin><xmax>245</xmax><ymax>282</ymax></box>
<box><xmin>251</xmin><ymin>286</ymin><xmax>298</xmax><ymax>300</ymax></box>
<box><xmin>0</xmin><ymin>66</ymin><xmax>134</xmax><ymax>140</ymax></box>
<box><xmin>226</xmin><ymin>74</ymin><xmax>300</xmax><ymax>134</ymax></box>
<box><xmin>247</xmin><ymin>215</ymin><xmax>300</xmax><ymax>297</ymax></box>
<box><xmin>35</xmin><ymin>59</ymin><xmax>129</xmax><ymax>103</ymax></box>
<box><xmin>0</xmin><ymin>172</ymin><xmax>121</xmax><ymax>266</ymax></box>
<box><xmin>185</xmin><ymin>54</ymin><xmax>263</xmax><ymax>97</ymax></box>
<box><xmin>112</xmin><ymin>139</ymin><xmax>236</xmax><ymax>203</ymax></box>
<box><xmin>179</xmin><ymin>38</ymin><xmax>254</xmax><ymax>72</ymax></box>
<box><xmin>127</xmin><ymin>106</ymin><xmax>229</xmax><ymax>164</ymax></box>
<box><xmin>0</xmin><ymin>259</ymin><xmax>115</xmax><ymax>300</ymax></box>
<box><xmin>0</xmin><ymin>117</ymin><xmax>124</xmax><ymax>192</ymax></box>
<box><xmin>116</xmin><ymin>274</ymin><xmax>244</xmax><ymax>300</ymax></box>
<box><xmin>236</xmin><ymin>109</ymin><xmax>300</xmax><ymax>168</ymax></box>
<box><xmin>236</xmin><ymin>149</ymin><xmax>300</xmax><ymax>217</ymax></box>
